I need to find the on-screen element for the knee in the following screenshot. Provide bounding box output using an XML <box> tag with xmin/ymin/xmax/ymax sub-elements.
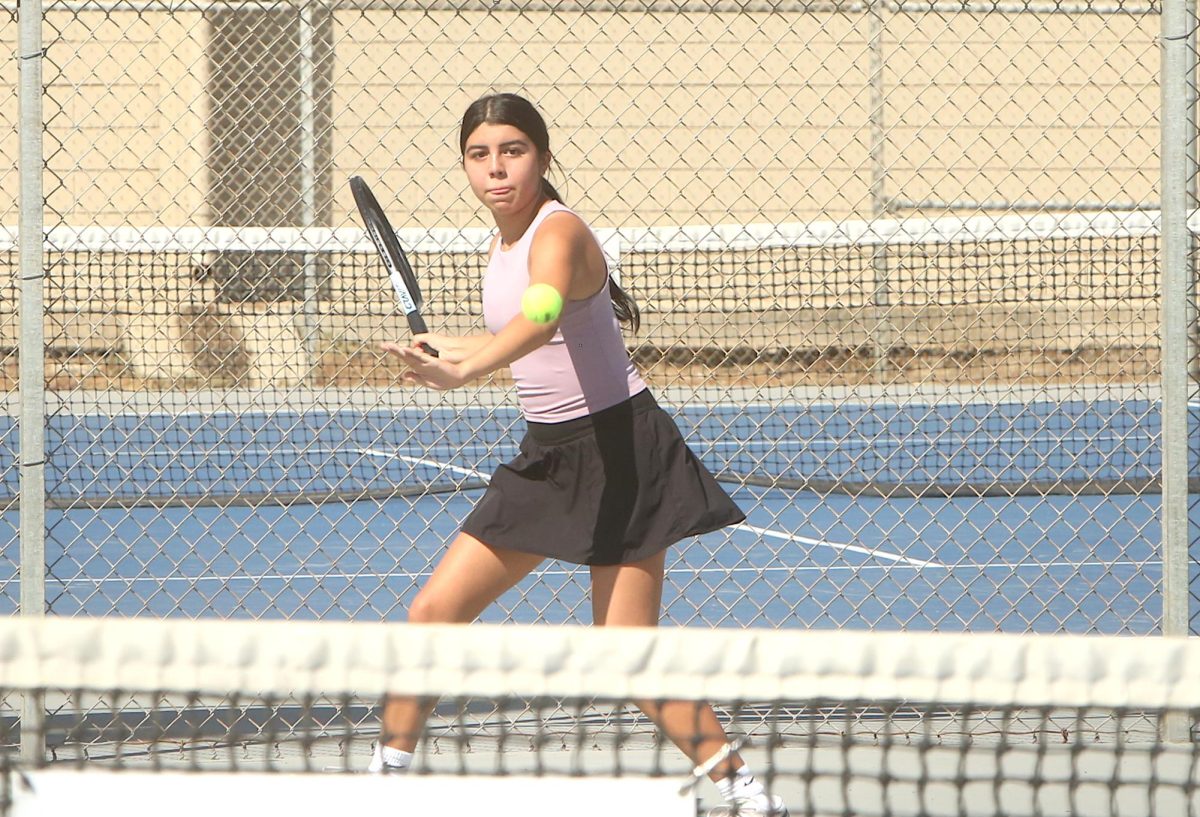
<box><xmin>406</xmin><ymin>588</ymin><xmax>467</xmax><ymax>624</ymax></box>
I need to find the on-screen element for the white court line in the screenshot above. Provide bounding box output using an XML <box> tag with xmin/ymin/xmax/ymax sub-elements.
<box><xmin>965</xmin><ymin>559</ymin><xmax>1164</xmax><ymax>571</ymax></box>
<box><xmin>368</xmin><ymin>454</ymin><xmax>934</xmax><ymax>571</ymax></box>
<box><xmin>703</xmin><ymin>432</ymin><xmax>1152</xmax><ymax>451</ymax></box>
<box><xmin>93</xmin><ymin>445</ymin><xmax>516</xmax><ymax>461</ymax></box>
<box><xmin>365</xmin><ymin>450</ymin><xmax>492</xmax><ymax>482</ymax></box>
<box><xmin>732</xmin><ymin>523</ymin><xmax>944</xmax><ymax>568</ymax></box>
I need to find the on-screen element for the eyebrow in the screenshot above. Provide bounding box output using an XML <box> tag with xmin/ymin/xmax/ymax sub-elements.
<box><xmin>465</xmin><ymin>139</ymin><xmax>529</xmax><ymax>151</ymax></box>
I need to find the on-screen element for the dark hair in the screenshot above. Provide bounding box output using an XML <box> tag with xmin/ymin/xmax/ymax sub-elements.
<box><xmin>460</xmin><ymin>93</ymin><xmax>640</xmax><ymax>334</ymax></box>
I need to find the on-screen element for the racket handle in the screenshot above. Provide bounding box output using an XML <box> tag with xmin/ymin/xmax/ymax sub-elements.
<box><xmin>406</xmin><ymin>313</ymin><xmax>438</xmax><ymax>357</ymax></box>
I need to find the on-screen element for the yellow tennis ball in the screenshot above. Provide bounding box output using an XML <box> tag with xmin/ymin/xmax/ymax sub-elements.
<box><xmin>521</xmin><ymin>283</ymin><xmax>564</xmax><ymax>324</ymax></box>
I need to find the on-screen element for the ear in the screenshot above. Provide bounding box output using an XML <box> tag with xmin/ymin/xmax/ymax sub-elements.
<box><xmin>541</xmin><ymin>149</ymin><xmax>553</xmax><ymax>175</ymax></box>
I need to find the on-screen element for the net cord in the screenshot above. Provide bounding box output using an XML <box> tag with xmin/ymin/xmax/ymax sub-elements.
<box><xmin>0</xmin><ymin>617</ymin><xmax>1197</xmax><ymax>711</ymax></box>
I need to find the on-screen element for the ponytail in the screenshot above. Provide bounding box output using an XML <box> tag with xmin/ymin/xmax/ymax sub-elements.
<box><xmin>608</xmin><ymin>278</ymin><xmax>641</xmax><ymax>334</ymax></box>
<box><xmin>540</xmin><ymin>179</ymin><xmax>639</xmax><ymax>333</ymax></box>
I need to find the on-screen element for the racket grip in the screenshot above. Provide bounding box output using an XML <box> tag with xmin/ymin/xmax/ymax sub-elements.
<box><xmin>407</xmin><ymin>313</ymin><xmax>438</xmax><ymax>357</ymax></box>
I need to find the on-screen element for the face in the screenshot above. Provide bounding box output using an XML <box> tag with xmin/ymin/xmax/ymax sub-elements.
<box><xmin>461</xmin><ymin>122</ymin><xmax>550</xmax><ymax>215</ymax></box>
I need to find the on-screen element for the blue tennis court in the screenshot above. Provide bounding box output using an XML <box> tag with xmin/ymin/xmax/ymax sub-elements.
<box><xmin>0</xmin><ymin>390</ymin><xmax>1188</xmax><ymax>633</ymax></box>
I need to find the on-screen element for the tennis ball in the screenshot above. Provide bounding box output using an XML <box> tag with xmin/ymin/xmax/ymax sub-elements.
<box><xmin>521</xmin><ymin>283</ymin><xmax>564</xmax><ymax>324</ymax></box>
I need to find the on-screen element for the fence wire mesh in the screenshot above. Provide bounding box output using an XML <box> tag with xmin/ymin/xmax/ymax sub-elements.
<box><xmin>0</xmin><ymin>0</ymin><xmax>1190</xmax><ymax>644</ymax></box>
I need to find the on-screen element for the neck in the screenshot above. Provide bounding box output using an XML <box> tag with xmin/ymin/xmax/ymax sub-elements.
<box><xmin>495</xmin><ymin>193</ymin><xmax>551</xmax><ymax>248</ymax></box>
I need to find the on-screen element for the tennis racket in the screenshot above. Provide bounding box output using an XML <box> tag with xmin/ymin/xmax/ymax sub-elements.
<box><xmin>349</xmin><ymin>175</ymin><xmax>437</xmax><ymax>357</ymax></box>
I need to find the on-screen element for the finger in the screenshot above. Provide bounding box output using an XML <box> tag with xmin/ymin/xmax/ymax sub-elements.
<box><xmin>405</xmin><ymin>345</ymin><xmax>436</xmax><ymax>365</ymax></box>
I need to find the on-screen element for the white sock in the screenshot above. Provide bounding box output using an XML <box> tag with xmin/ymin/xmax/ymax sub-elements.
<box><xmin>717</xmin><ymin>765</ymin><xmax>765</xmax><ymax>803</ymax></box>
<box><xmin>367</xmin><ymin>741</ymin><xmax>413</xmax><ymax>773</ymax></box>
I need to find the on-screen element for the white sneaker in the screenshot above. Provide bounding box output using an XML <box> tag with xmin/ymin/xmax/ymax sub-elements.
<box><xmin>366</xmin><ymin>740</ymin><xmax>385</xmax><ymax>773</ymax></box>
<box><xmin>367</xmin><ymin>740</ymin><xmax>412</xmax><ymax>774</ymax></box>
<box><xmin>706</xmin><ymin>794</ymin><xmax>790</xmax><ymax>817</ymax></box>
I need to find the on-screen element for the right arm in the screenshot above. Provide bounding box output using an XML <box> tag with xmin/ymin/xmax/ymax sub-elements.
<box><xmin>404</xmin><ymin>332</ymin><xmax>492</xmax><ymax>364</ymax></box>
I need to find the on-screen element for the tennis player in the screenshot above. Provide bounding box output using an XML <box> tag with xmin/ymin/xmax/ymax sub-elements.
<box><xmin>376</xmin><ymin>93</ymin><xmax>788</xmax><ymax>817</ymax></box>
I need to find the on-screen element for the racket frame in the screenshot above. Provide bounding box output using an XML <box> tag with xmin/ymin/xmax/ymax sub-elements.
<box><xmin>350</xmin><ymin>176</ymin><xmax>436</xmax><ymax>354</ymax></box>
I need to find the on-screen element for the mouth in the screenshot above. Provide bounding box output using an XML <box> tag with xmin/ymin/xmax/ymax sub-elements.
<box><xmin>488</xmin><ymin>186</ymin><xmax>513</xmax><ymax>196</ymax></box>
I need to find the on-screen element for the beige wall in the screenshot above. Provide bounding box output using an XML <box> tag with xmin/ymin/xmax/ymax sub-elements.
<box><xmin>2</xmin><ymin>9</ymin><xmax>209</xmax><ymax>228</ymax></box>
<box><xmin>0</xmin><ymin>5</ymin><xmax>1165</xmax><ymax>381</ymax></box>
<box><xmin>334</xmin><ymin>11</ymin><xmax>874</xmax><ymax>229</ymax></box>
<box><xmin>883</xmin><ymin>13</ymin><xmax>1158</xmax><ymax>209</ymax></box>
<box><xmin>0</xmin><ymin>7</ymin><xmax>1159</xmax><ymax>228</ymax></box>
<box><xmin>332</xmin><ymin>9</ymin><xmax>1158</xmax><ymax>231</ymax></box>
<box><xmin>2</xmin><ymin>7</ymin><xmax>15</xmax><ymax>365</ymax></box>
<box><xmin>0</xmin><ymin>10</ymin><xmax>211</xmax><ymax>359</ymax></box>
<box><xmin>0</xmin><ymin>11</ymin><xmax>15</xmax><ymax>228</ymax></box>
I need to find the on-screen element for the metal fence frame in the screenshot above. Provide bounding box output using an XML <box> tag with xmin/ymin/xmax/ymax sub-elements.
<box><xmin>10</xmin><ymin>0</ymin><xmax>1197</xmax><ymax>756</ymax></box>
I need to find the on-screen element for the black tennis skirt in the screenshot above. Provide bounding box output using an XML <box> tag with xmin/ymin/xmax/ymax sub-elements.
<box><xmin>462</xmin><ymin>389</ymin><xmax>745</xmax><ymax>566</ymax></box>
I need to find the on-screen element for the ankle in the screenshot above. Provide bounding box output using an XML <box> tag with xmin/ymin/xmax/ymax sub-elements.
<box><xmin>368</xmin><ymin>741</ymin><xmax>413</xmax><ymax>773</ymax></box>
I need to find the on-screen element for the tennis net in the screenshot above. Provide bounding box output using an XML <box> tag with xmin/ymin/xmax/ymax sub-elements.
<box><xmin>0</xmin><ymin>616</ymin><xmax>1196</xmax><ymax>816</ymax></box>
<box><xmin>0</xmin><ymin>208</ymin><xmax>1163</xmax><ymax>373</ymax></box>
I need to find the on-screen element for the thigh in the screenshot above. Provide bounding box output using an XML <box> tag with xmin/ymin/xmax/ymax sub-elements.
<box><xmin>410</xmin><ymin>531</ymin><xmax>544</xmax><ymax>623</ymax></box>
<box><xmin>589</xmin><ymin>549</ymin><xmax>667</xmax><ymax>627</ymax></box>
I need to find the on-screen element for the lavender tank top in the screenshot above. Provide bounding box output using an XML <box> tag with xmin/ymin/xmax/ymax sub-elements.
<box><xmin>482</xmin><ymin>202</ymin><xmax>646</xmax><ymax>423</ymax></box>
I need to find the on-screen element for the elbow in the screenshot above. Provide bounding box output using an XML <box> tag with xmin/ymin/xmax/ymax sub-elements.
<box><xmin>528</xmin><ymin>318</ymin><xmax>560</xmax><ymax>344</ymax></box>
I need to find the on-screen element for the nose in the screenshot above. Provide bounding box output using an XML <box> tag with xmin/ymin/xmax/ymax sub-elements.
<box><xmin>489</xmin><ymin>153</ymin><xmax>506</xmax><ymax>178</ymax></box>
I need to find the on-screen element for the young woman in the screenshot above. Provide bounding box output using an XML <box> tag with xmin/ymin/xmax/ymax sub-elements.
<box><xmin>373</xmin><ymin>93</ymin><xmax>788</xmax><ymax>817</ymax></box>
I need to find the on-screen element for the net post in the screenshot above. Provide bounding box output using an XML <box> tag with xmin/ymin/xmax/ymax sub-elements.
<box><xmin>1160</xmin><ymin>0</ymin><xmax>1196</xmax><ymax>745</ymax></box>
<box><xmin>17</xmin><ymin>0</ymin><xmax>47</xmax><ymax>766</ymax></box>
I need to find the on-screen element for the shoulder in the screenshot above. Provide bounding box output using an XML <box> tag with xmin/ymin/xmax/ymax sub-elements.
<box><xmin>530</xmin><ymin>207</ymin><xmax>594</xmax><ymax>258</ymax></box>
<box><xmin>528</xmin><ymin>205</ymin><xmax>607</xmax><ymax>296</ymax></box>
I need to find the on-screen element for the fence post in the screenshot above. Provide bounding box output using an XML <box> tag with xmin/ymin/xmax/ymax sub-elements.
<box><xmin>17</xmin><ymin>0</ymin><xmax>47</xmax><ymax>764</ymax></box>
<box><xmin>868</xmin><ymin>0</ymin><xmax>892</xmax><ymax>378</ymax></box>
<box><xmin>1160</xmin><ymin>0</ymin><xmax>1196</xmax><ymax>744</ymax></box>
<box><xmin>299</xmin><ymin>0</ymin><xmax>320</xmax><ymax>378</ymax></box>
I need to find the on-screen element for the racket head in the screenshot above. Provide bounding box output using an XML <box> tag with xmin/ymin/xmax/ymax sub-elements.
<box><xmin>350</xmin><ymin>176</ymin><xmax>426</xmax><ymax>328</ymax></box>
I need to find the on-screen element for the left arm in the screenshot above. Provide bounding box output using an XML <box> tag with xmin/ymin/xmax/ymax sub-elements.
<box><xmin>391</xmin><ymin>214</ymin><xmax>603</xmax><ymax>389</ymax></box>
<box><xmin>393</xmin><ymin>312</ymin><xmax>556</xmax><ymax>389</ymax></box>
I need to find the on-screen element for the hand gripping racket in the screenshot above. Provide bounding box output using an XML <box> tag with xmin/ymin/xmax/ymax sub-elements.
<box><xmin>350</xmin><ymin>175</ymin><xmax>437</xmax><ymax>356</ymax></box>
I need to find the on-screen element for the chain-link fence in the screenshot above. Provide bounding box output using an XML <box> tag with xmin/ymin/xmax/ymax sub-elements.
<box><xmin>2</xmin><ymin>0</ymin><xmax>1194</xmax><ymax>636</ymax></box>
